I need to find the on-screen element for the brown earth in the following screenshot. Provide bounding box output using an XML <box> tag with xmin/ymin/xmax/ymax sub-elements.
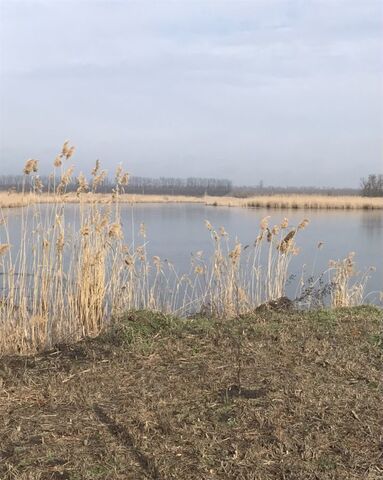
<box><xmin>0</xmin><ymin>307</ymin><xmax>381</xmax><ymax>479</ymax></box>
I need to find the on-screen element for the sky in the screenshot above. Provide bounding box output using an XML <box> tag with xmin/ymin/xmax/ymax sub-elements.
<box><xmin>0</xmin><ymin>0</ymin><xmax>382</xmax><ymax>187</ymax></box>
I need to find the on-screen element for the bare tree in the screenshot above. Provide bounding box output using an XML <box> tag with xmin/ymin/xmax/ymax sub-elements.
<box><xmin>0</xmin><ymin>174</ymin><xmax>233</xmax><ymax>197</ymax></box>
<box><xmin>360</xmin><ymin>174</ymin><xmax>383</xmax><ymax>197</ymax></box>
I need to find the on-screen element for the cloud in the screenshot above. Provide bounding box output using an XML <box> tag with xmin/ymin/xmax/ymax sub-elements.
<box><xmin>0</xmin><ymin>0</ymin><xmax>382</xmax><ymax>186</ymax></box>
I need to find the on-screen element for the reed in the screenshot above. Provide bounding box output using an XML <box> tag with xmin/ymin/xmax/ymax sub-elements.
<box><xmin>186</xmin><ymin>217</ymin><xmax>305</xmax><ymax>317</ymax></box>
<box><xmin>0</xmin><ymin>192</ymin><xmax>382</xmax><ymax>210</ymax></box>
<box><xmin>0</xmin><ymin>192</ymin><xmax>206</xmax><ymax>209</ymax></box>
<box><xmin>205</xmin><ymin>194</ymin><xmax>383</xmax><ymax>210</ymax></box>
<box><xmin>328</xmin><ymin>252</ymin><xmax>375</xmax><ymax>308</ymax></box>
<box><xmin>0</xmin><ymin>143</ymin><xmax>376</xmax><ymax>355</ymax></box>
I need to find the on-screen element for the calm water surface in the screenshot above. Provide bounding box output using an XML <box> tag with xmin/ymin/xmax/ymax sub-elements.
<box><xmin>2</xmin><ymin>204</ymin><xmax>382</xmax><ymax>303</ymax></box>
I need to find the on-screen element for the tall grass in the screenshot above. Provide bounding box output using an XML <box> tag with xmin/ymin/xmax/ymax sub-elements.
<box><xmin>0</xmin><ymin>143</ymin><xmax>376</xmax><ymax>354</ymax></box>
<box><xmin>328</xmin><ymin>253</ymin><xmax>375</xmax><ymax>308</ymax></box>
<box><xmin>0</xmin><ymin>192</ymin><xmax>206</xmax><ymax>209</ymax></box>
<box><xmin>206</xmin><ymin>195</ymin><xmax>383</xmax><ymax>210</ymax></box>
<box><xmin>1</xmin><ymin>192</ymin><xmax>383</xmax><ymax>210</ymax></box>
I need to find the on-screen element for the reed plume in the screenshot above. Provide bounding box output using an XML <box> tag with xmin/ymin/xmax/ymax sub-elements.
<box><xmin>23</xmin><ymin>159</ymin><xmax>38</xmax><ymax>174</ymax></box>
<box><xmin>0</xmin><ymin>244</ymin><xmax>10</xmax><ymax>256</ymax></box>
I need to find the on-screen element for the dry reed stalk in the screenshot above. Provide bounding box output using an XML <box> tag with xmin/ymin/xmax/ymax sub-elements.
<box><xmin>0</xmin><ymin>143</ymin><xmax>377</xmax><ymax>355</ymax></box>
<box><xmin>205</xmin><ymin>195</ymin><xmax>383</xmax><ymax>210</ymax></box>
<box><xmin>1</xmin><ymin>192</ymin><xmax>382</xmax><ymax>210</ymax></box>
<box><xmin>329</xmin><ymin>253</ymin><xmax>372</xmax><ymax>308</ymax></box>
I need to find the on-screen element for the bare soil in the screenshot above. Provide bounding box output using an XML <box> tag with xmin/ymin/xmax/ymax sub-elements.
<box><xmin>0</xmin><ymin>306</ymin><xmax>381</xmax><ymax>479</ymax></box>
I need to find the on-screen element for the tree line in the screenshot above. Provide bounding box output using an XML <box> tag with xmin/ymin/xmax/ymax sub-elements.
<box><xmin>0</xmin><ymin>175</ymin><xmax>233</xmax><ymax>197</ymax></box>
<box><xmin>1</xmin><ymin>173</ymin><xmax>381</xmax><ymax>197</ymax></box>
<box><xmin>231</xmin><ymin>185</ymin><xmax>360</xmax><ymax>197</ymax></box>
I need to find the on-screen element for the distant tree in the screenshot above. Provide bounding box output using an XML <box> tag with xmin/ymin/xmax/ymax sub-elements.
<box><xmin>360</xmin><ymin>174</ymin><xmax>383</xmax><ymax>197</ymax></box>
<box><xmin>0</xmin><ymin>174</ymin><xmax>232</xmax><ymax>197</ymax></box>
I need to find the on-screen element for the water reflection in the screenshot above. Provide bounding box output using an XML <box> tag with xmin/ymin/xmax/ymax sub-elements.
<box><xmin>360</xmin><ymin>211</ymin><xmax>383</xmax><ymax>236</ymax></box>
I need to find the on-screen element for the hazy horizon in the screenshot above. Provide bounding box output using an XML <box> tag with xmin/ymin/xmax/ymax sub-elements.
<box><xmin>0</xmin><ymin>0</ymin><xmax>382</xmax><ymax>188</ymax></box>
<box><xmin>0</xmin><ymin>170</ymin><xmax>366</xmax><ymax>191</ymax></box>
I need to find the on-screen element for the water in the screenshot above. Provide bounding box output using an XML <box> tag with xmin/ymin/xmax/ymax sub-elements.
<box><xmin>1</xmin><ymin>203</ymin><xmax>382</xmax><ymax>304</ymax></box>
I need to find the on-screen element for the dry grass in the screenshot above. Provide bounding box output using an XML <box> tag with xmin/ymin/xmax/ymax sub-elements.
<box><xmin>206</xmin><ymin>194</ymin><xmax>383</xmax><ymax>210</ymax></box>
<box><xmin>1</xmin><ymin>192</ymin><xmax>383</xmax><ymax>210</ymax></box>
<box><xmin>329</xmin><ymin>253</ymin><xmax>374</xmax><ymax>308</ymax></box>
<box><xmin>0</xmin><ymin>144</ymin><xmax>132</xmax><ymax>354</ymax></box>
<box><xmin>0</xmin><ymin>306</ymin><xmax>381</xmax><ymax>479</ymax></box>
<box><xmin>0</xmin><ymin>142</ymin><xmax>376</xmax><ymax>355</ymax></box>
<box><xmin>0</xmin><ymin>192</ymin><xmax>205</xmax><ymax>209</ymax></box>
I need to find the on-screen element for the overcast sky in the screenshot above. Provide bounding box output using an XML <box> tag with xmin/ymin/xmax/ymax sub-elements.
<box><xmin>0</xmin><ymin>0</ymin><xmax>382</xmax><ymax>187</ymax></box>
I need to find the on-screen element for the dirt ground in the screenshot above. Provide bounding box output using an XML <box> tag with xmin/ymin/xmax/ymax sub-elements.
<box><xmin>0</xmin><ymin>306</ymin><xmax>382</xmax><ymax>479</ymax></box>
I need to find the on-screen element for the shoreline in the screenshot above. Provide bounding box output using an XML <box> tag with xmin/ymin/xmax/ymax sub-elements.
<box><xmin>1</xmin><ymin>192</ymin><xmax>383</xmax><ymax>210</ymax></box>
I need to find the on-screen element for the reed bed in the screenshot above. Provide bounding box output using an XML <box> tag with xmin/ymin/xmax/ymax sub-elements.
<box><xmin>1</xmin><ymin>192</ymin><xmax>383</xmax><ymax>210</ymax></box>
<box><xmin>0</xmin><ymin>192</ymin><xmax>206</xmax><ymax>209</ymax></box>
<box><xmin>206</xmin><ymin>194</ymin><xmax>383</xmax><ymax>210</ymax></box>
<box><xmin>0</xmin><ymin>143</ymin><xmax>377</xmax><ymax>354</ymax></box>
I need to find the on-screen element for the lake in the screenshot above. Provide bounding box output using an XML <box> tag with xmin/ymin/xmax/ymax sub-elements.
<box><xmin>1</xmin><ymin>203</ymin><xmax>382</xmax><ymax>305</ymax></box>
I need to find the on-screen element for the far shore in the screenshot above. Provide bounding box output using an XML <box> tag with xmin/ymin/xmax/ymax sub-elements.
<box><xmin>1</xmin><ymin>191</ymin><xmax>383</xmax><ymax>210</ymax></box>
